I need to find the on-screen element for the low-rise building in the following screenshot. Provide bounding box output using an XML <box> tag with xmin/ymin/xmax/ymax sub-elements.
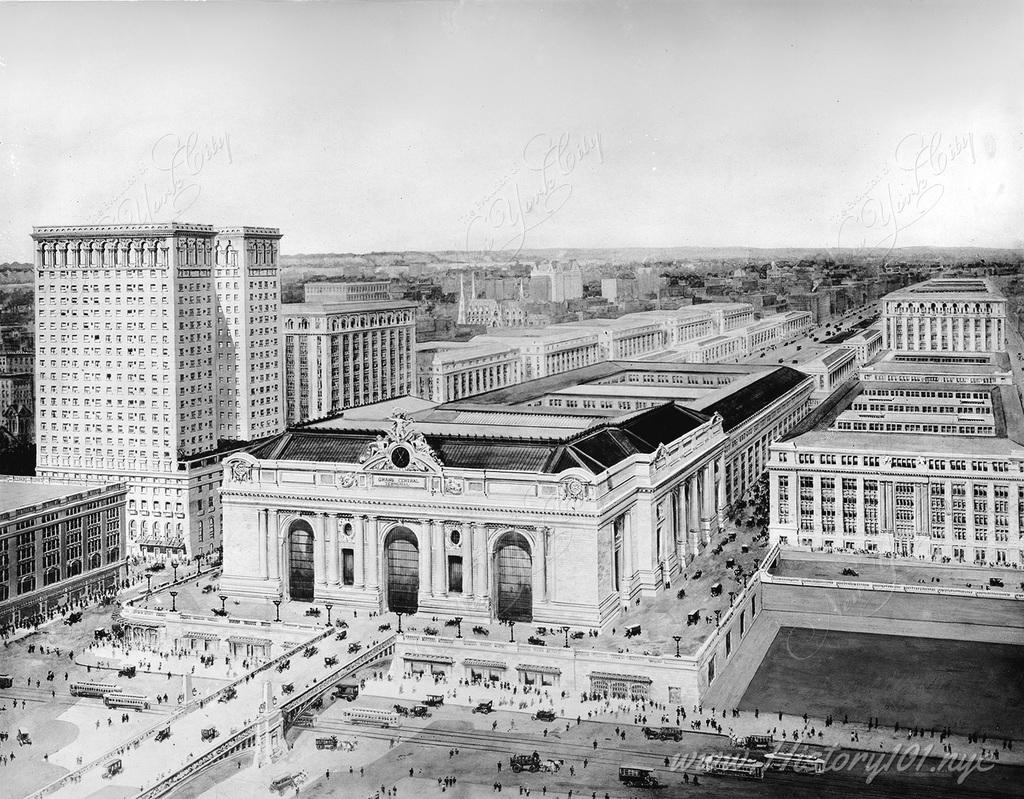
<box><xmin>415</xmin><ymin>340</ymin><xmax>523</xmax><ymax>403</ymax></box>
<box><xmin>799</xmin><ymin>346</ymin><xmax>858</xmax><ymax>406</ymax></box>
<box><xmin>0</xmin><ymin>477</ymin><xmax>127</xmax><ymax>630</ymax></box>
<box><xmin>303</xmin><ymin>281</ymin><xmax>392</xmax><ymax>303</ymax></box>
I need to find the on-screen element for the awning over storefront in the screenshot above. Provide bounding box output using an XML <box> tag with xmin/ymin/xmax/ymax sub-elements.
<box><xmin>516</xmin><ymin>664</ymin><xmax>561</xmax><ymax>675</ymax></box>
<box><xmin>588</xmin><ymin>671</ymin><xmax>652</xmax><ymax>684</ymax></box>
<box><xmin>226</xmin><ymin>636</ymin><xmax>272</xmax><ymax>647</ymax></box>
<box><xmin>463</xmin><ymin>658</ymin><xmax>507</xmax><ymax>670</ymax></box>
<box><xmin>402</xmin><ymin>653</ymin><xmax>454</xmax><ymax>665</ymax></box>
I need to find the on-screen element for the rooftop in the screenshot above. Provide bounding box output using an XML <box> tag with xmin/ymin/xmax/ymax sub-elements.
<box><xmin>886</xmin><ymin>278</ymin><xmax>1003</xmax><ymax>302</ymax></box>
<box><xmin>282</xmin><ymin>299</ymin><xmax>416</xmax><ymax>315</ymax></box>
<box><xmin>0</xmin><ymin>477</ymin><xmax>115</xmax><ymax>515</ymax></box>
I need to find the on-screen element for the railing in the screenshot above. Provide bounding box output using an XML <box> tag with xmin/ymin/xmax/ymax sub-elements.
<box><xmin>760</xmin><ymin>572</ymin><xmax>1024</xmax><ymax>601</ymax></box>
<box><xmin>281</xmin><ymin>635</ymin><xmax>397</xmax><ymax>724</ymax></box>
<box><xmin>25</xmin><ymin>623</ymin><xmax>331</xmax><ymax>799</ymax></box>
<box><xmin>121</xmin><ymin>604</ymin><xmax>323</xmax><ymax>634</ymax></box>
<box><xmin>134</xmin><ymin>726</ymin><xmax>257</xmax><ymax>799</ymax></box>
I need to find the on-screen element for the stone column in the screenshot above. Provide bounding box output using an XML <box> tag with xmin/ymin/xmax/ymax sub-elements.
<box><xmin>314</xmin><ymin>516</ymin><xmax>327</xmax><ymax>587</ymax></box>
<box><xmin>366</xmin><ymin>516</ymin><xmax>379</xmax><ymax>590</ymax></box>
<box><xmin>430</xmin><ymin>520</ymin><xmax>446</xmax><ymax>597</ymax></box>
<box><xmin>270</xmin><ymin>510</ymin><xmax>281</xmax><ymax>579</ymax></box>
<box><xmin>354</xmin><ymin>516</ymin><xmax>365</xmax><ymax>588</ymax></box>
<box><xmin>327</xmin><ymin>519</ymin><xmax>339</xmax><ymax>586</ymax></box>
<box><xmin>472</xmin><ymin>523</ymin><xmax>487</xmax><ymax>600</ymax></box>
<box><xmin>687</xmin><ymin>475</ymin><xmax>701</xmax><ymax>553</ymax></box>
<box><xmin>701</xmin><ymin>463</ymin><xmax>714</xmax><ymax>543</ymax></box>
<box><xmin>716</xmin><ymin>455</ymin><xmax>727</xmax><ymax>518</ymax></box>
<box><xmin>463</xmin><ymin>523</ymin><xmax>474</xmax><ymax>596</ymax></box>
<box><xmin>676</xmin><ymin>482</ymin><xmax>688</xmax><ymax>563</ymax></box>
<box><xmin>536</xmin><ymin>527</ymin><xmax>548</xmax><ymax>604</ymax></box>
<box><xmin>856</xmin><ymin>478</ymin><xmax>865</xmax><ymax>541</ymax></box>
<box><xmin>257</xmin><ymin>510</ymin><xmax>268</xmax><ymax>580</ymax></box>
<box><xmin>621</xmin><ymin>512</ymin><xmax>633</xmax><ymax>606</ymax></box>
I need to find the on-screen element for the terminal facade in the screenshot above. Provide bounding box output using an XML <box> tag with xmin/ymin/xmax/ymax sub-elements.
<box><xmin>220</xmin><ymin>362</ymin><xmax>812</xmax><ymax>625</ymax></box>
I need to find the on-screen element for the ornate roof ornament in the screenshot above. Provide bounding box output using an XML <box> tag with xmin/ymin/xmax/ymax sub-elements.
<box><xmin>359</xmin><ymin>411</ymin><xmax>444</xmax><ymax>472</ymax></box>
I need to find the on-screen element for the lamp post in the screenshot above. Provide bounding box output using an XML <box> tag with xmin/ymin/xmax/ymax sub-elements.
<box><xmin>562</xmin><ymin>626</ymin><xmax>570</xmax><ymax>648</ymax></box>
<box><xmin>219</xmin><ymin>594</ymin><xmax>228</xmax><ymax>614</ymax></box>
<box><xmin>272</xmin><ymin>598</ymin><xmax>282</xmax><ymax>622</ymax></box>
<box><xmin>673</xmin><ymin>635</ymin><xmax>682</xmax><ymax>658</ymax></box>
<box><xmin>325</xmin><ymin>603</ymin><xmax>333</xmax><ymax>626</ymax></box>
<box><xmin>145</xmin><ymin>574</ymin><xmax>152</xmax><ymax>596</ymax></box>
<box><xmin>714</xmin><ymin>609</ymin><xmax>722</xmax><ymax>627</ymax></box>
<box><xmin>172</xmin><ymin>564</ymin><xmax>178</xmax><ymax>583</ymax></box>
<box><xmin>396</xmin><ymin>612</ymin><xmax>403</xmax><ymax>634</ymax></box>
<box><xmin>508</xmin><ymin>620</ymin><xmax>515</xmax><ymax>643</ymax></box>
<box><xmin>169</xmin><ymin>591</ymin><xmax>178</xmax><ymax>613</ymax></box>
<box><xmin>454</xmin><ymin>616</ymin><xmax>463</xmax><ymax>639</ymax></box>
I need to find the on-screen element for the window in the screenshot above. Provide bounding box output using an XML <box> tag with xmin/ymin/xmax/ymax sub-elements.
<box><xmin>342</xmin><ymin>549</ymin><xmax>354</xmax><ymax>586</ymax></box>
<box><xmin>447</xmin><ymin>556</ymin><xmax>463</xmax><ymax>593</ymax></box>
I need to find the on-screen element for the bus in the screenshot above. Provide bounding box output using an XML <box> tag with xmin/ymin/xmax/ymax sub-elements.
<box><xmin>340</xmin><ymin>707</ymin><xmax>399</xmax><ymax>728</ymax></box>
<box><xmin>70</xmin><ymin>682</ymin><xmax>122</xmax><ymax>699</ymax></box>
<box><xmin>103</xmin><ymin>693</ymin><xmax>151</xmax><ymax>710</ymax></box>
<box><xmin>764</xmin><ymin>751</ymin><xmax>825</xmax><ymax>775</ymax></box>
<box><xmin>701</xmin><ymin>754</ymin><xmax>765</xmax><ymax>780</ymax></box>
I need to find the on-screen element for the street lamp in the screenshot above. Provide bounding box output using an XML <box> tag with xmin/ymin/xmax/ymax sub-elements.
<box><xmin>562</xmin><ymin>626</ymin><xmax>570</xmax><ymax>648</ymax></box>
<box><xmin>219</xmin><ymin>594</ymin><xmax>228</xmax><ymax>614</ymax></box>
<box><xmin>272</xmin><ymin>598</ymin><xmax>282</xmax><ymax>623</ymax></box>
<box><xmin>396</xmin><ymin>612</ymin><xmax>404</xmax><ymax>633</ymax></box>
<box><xmin>508</xmin><ymin>620</ymin><xmax>515</xmax><ymax>643</ymax></box>
<box><xmin>453</xmin><ymin>616</ymin><xmax>463</xmax><ymax>638</ymax></box>
<box><xmin>169</xmin><ymin>591</ymin><xmax>178</xmax><ymax>613</ymax></box>
<box><xmin>325</xmin><ymin>603</ymin><xmax>333</xmax><ymax>626</ymax></box>
<box><xmin>714</xmin><ymin>609</ymin><xmax>722</xmax><ymax>627</ymax></box>
<box><xmin>145</xmin><ymin>574</ymin><xmax>153</xmax><ymax>596</ymax></box>
<box><xmin>673</xmin><ymin>635</ymin><xmax>682</xmax><ymax>658</ymax></box>
<box><xmin>172</xmin><ymin>563</ymin><xmax>178</xmax><ymax>582</ymax></box>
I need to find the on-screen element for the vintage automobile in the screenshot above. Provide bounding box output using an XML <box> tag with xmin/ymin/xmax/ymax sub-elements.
<box><xmin>212</xmin><ymin>608</ymin><xmax>229</xmax><ymax>617</ymax></box>
<box><xmin>642</xmin><ymin>726</ymin><xmax>683</xmax><ymax>741</ymax></box>
<box><xmin>333</xmin><ymin>684</ymin><xmax>358</xmax><ymax>701</ymax></box>
<box><xmin>276</xmin><ymin>659</ymin><xmax>291</xmax><ymax>672</ymax></box>
<box><xmin>201</xmin><ymin>727</ymin><xmax>219</xmax><ymax>742</ymax></box>
<box><xmin>16</xmin><ymin>730</ymin><xmax>31</xmax><ymax>745</ymax></box>
<box><xmin>527</xmin><ymin>636</ymin><xmax>546</xmax><ymax>646</ymax></box>
<box><xmin>410</xmin><ymin>705</ymin><xmax>430</xmax><ymax>718</ymax></box>
<box><xmin>471</xmin><ymin>700</ymin><xmax>494</xmax><ymax>714</ymax></box>
<box><xmin>118</xmin><ymin>666</ymin><xmax>137</xmax><ymax>678</ymax></box>
<box><xmin>423</xmin><ymin>694</ymin><xmax>444</xmax><ymax>707</ymax></box>
<box><xmin>618</xmin><ymin>766</ymin><xmax>663</xmax><ymax>788</ymax></box>
<box><xmin>101</xmin><ymin>759</ymin><xmax>122</xmax><ymax>779</ymax></box>
<box><xmin>841</xmin><ymin>568</ymin><xmax>860</xmax><ymax>577</ymax></box>
<box><xmin>0</xmin><ymin>674</ymin><xmax>12</xmax><ymax>689</ymax></box>
<box><xmin>394</xmin><ymin>704</ymin><xmax>410</xmax><ymax>716</ymax></box>
<box><xmin>201</xmin><ymin>584</ymin><xmax>216</xmax><ymax>594</ymax></box>
<box><xmin>303</xmin><ymin>646</ymin><xmax>318</xmax><ymax>658</ymax></box>
<box><xmin>281</xmin><ymin>683</ymin><xmax>295</xmax><ymax>695</ymax></box>
<box><xmin>304</xmin><ymin>607</ymin><xmax>321</xmax><ymax>617</ymax></box>
<box><xmin>94</xmin><ymin>627</ymin><xmax>111</xmax><ymax>641</ymax></box>
<box><xmin>218</xmin><ymin>686</ymin><xmax>238</xmax><ymax>703</ymax></box>
<box><xmin>691</xmin><ymin>569</ymin><xmax>703</xmax><ymax>580</ymax></box>
<box><xmin>533</xmin><ymin>710</ymin><xmax>556</xmax><ymax>722</ymax></box>
<box><xmin>347</xmin><ymin>642</ymin><xmax>362</xmax><ymax>654</ymax></box>
<box><xmin>155</xmin><ymin>727</ymin><xmax>171</xmax><ymax>742</ymax></box>
<box><xmin>316</xmin><ymin>736</ymin><xmax>340</xmax><ymax>750</ymax></box>
<box><xmin>510</xmin><ymin>753</ymin><xmax>542</xmax><ymax>773</ymax></box>
<box><xmin>324</xmin><ymin>656</ymin><xmax>338</xmax><ymax>667</ymax></box>
<box><xmin>990</xmin><ymin>577</ymin><xmax>1005</xmax><ymax>587</ymax></box>
<box><xmin>335</xmin><ymin>630</ymin><xmax>347</xmax><ymax>641</ymax></box>
<box><xmin>64</xmin><ymin>611</ymin><xmax>83</xmax><ymax>626</ymax></box>
<box><xmin>686</xmin><ymin>610</ymin><xmax>702</xmax><ymax>626</ymax></box>
<box><xmin>710</xmin><ymin>583</ymin><xmax>723</xmax><ymax>597</ymax></box>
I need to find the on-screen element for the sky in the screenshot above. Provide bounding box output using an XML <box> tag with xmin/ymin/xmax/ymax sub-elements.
<box><xmin>0</xmin><ymin>0</ymin><xmax>1021</xmax><ymax>260</ymax></box>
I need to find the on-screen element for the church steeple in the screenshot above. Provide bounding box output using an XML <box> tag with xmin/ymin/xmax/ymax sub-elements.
<box><xmin>457</xmin><ymin>272</ymin><xmax>468</xmax><ymax>325</ymax></box>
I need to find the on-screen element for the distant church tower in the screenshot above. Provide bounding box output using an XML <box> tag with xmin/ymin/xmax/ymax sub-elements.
<box><xmin>457</xmin><ymin>273</ymin><xmax>468</xmax><ymax>325</ymax></box>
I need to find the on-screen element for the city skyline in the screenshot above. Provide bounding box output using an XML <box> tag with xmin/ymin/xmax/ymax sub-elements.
<box><xmin>2</xmin><ymin>0</ymin><xmax>1022</xmax><ymax>262</ymax></box>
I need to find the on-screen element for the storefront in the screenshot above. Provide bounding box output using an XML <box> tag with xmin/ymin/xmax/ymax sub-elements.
<box><xmin>463</xmin><ymin>658</ymin><xmax>507</xmax><ymax>684</ymax></box>
<box><xmin>516</xmin><ymin>663</ymin><xmax>561</xmax><ymax>688</ymax></box>
<box><xmin>402</xmin><ymin>652</ymin><xmax>454</xmax><ymax>678</ymax></box>
<box><xmin>588</xmin><ymin>671</ymin><xmax>652</xmax><ymax>700</ymax></box>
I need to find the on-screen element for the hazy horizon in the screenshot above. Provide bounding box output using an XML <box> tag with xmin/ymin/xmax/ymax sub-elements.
<box><xmin>2</xmin><ymin>1</ymin><xmax>1021</xmax><ymax>261</ymax></box>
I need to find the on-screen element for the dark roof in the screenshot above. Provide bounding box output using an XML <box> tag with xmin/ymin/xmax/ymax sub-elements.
<box><xmin>699</xmin><ymin>367</ymin><xmax>809</xmax><ymax>431</ymax></box>
<box><xmin>780</xmin><ymin>380</ymin><xmax>863</xmax><ymax>440</ymax></box>
<box><xmin>244</xmin><ymin>402</ymin><xmax>708</xmax><ymax>475</ymax></box>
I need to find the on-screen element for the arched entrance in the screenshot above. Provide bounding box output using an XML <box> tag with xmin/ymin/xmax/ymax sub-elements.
<box><xmin>288</xmin><ymin>520</ymin><xmax>315</xmax><ymax>601</ymax></box>
<box><xmin>494</xmin><ymin>531</ymin><xmax>533</xmax><ymax>622</ymax></box>
<box><xmin>384</xmin><ymin>527</ymin><xmax>419</xmax><ymax>614</ymax></box>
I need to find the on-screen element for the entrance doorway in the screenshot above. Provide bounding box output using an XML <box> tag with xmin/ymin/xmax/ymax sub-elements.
<box><xmin>494</xmin><ymin>531</ymin><xmax>533</xmax><ymax>622</ymax></box>
<box><xmin>384</xmin><ymin>527</ymin><xmax>420</xmax><ymax>614</ymax></box>
<box><xmin>288</xmin><ymin>520</ymin><xmax>315</xmax><ymax>601</ymax></box>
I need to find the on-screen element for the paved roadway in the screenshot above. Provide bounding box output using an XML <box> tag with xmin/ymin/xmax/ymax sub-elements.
<box><xmin>34</xmin><ymin>623</ymin><xmax>383</xmax><ymax>799</ymax></box>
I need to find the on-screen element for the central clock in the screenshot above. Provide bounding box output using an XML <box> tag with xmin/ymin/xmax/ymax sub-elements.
<box><xmin>390</xmin><ymin>446</ymin><xmax>411</xmax><ymax>469</ymax></box>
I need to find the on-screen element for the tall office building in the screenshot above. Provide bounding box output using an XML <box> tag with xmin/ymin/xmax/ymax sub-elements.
<box><xmin>32</xmin><ymin>222</ymin><xmax>284</xmax><ymax>559</ymax></box>
<box><xmin>881</xmin><ymin>278</ymin><xmax>1007</xmax><ymax>352</ymax></box>
<box><xmin>282</xmin><ymin>300</ymin><xmax>417</xmax><ymax>423</ymax></box>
